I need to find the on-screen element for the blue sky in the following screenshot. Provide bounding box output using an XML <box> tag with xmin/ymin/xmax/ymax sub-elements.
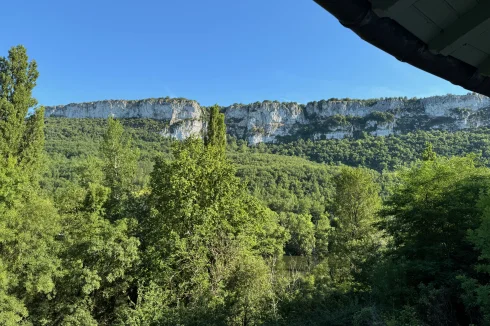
<box><xmin>1</xmin><ymin>0</ymin><xmax>468</xmax><ymax>107</ymax></box>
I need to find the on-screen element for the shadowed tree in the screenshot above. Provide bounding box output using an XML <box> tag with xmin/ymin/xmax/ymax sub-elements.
<box><xmin>378</xmin><ymin>156</ymin><xmax>490</xmax><ymax>325</ymax></box>
<box><xmin>323</xmin><ymin>166</ymin><xmax>382</xmax><ymax>290</ymax></box>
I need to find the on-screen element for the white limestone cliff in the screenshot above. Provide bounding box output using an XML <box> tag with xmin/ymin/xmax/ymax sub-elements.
<box><xmin>223</xmin><ymin>101</ymin><xmax>306</xmax><ymax>143</ymax></box>
<box><xmin>44</xmin><ymin>93</ymin><xmax>490</xmax><ymax>144</ymax></box>
<box><xmin>45</xmin><ymin>98</ymin><xmax>204</xmax><ymax>140</ymax></box>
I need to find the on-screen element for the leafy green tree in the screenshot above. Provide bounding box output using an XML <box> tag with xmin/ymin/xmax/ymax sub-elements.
<box><xmin>280</xmin><ymin>212</ymin><xmax>315</xmax><ymax>257</ymax></box>
<box><xmin>0</xmin><ymin>45</ymin><xmax>45</xmax><ymax>177</ymax></box>
<box><xmin>0</xmin><ymin>45</ymin><xmax>61</xmax><ymax>325</ymax></box>
<box><xmin>140</xmin><ymin>112</ymin><xmax>287</xmax><ymax>324</ymax></box>
<box><xmin>323</xmin><ymin>166</ymin><xmax>382</xmax><ymax>290</ymax></box>
<box><xmin>0</xmin><ymin>164</ymin><xmax>61</xmax><ymax>325</ymax></box>
<box><xmin>379</xmin><ymin>156</ymin><xmax>490</xmax><ymax>325</ymax></box>
<box><xmin>459</xmin><ymin>193</ymin><xmax>490</xmax><ymax>325</ymax></box>
<box><xmin>46</xmin><ymin>182</ymin><xmax>140</xmax><ymax>325</ymax></box>
<box><xmin>100</xmin><ymin>116</ymin><xmax>139</xmax><ymax>220</ymax></box>
<box><xmin>313</xmin><ymin>214</ymin><xmax>332</xmax><ymax>261</ymax></box>
<box><xmin>43</xmin><ymin>127</ymin><xmax>140</xmax><ymax>324</ymax></box>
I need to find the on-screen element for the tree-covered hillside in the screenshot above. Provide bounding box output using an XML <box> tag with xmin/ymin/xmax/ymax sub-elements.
<box><xmin>6</xmin><ymin>45</ymin><xmax>490</xmax><ymax>325</ymax></box>
<box><xmin>44</xmin><ymin>116</ymin><xmax>490</xmax><ymax>179</ymax></box>
<box><xmin>41</xmin><ymin>117</ymin><xmax>490</xmax><ymax>325</ymax></box>
<box><xmin>259</xmin><ymin>128</ymin><xmax>490</xmax><ymax>171</ymax></box>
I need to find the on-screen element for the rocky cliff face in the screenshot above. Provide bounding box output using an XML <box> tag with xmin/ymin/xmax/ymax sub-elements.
<box><xmin>45</xmin><ymin>98</ymin><xmax>205</xmax><ymax>140</ymax></box>
<box><xmin>45</xmin><ymin>93</ymin><xmax>490</xmax><ymax>144</ymax></box>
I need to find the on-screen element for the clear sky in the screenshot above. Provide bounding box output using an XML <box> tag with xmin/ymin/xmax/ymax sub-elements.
<box><xmin>1</xmin><ymin>0</ymin><xmax>468</xmax><ymax>107</ymax></box>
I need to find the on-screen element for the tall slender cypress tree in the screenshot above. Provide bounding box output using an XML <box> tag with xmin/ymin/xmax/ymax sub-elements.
<box><xmin>422</xmin><ymin>141</ymin><xmax>437</xmax><ymax>161</ymax></box>
<box><xmin>205</xmin><ymin>104</ymin><xmax>226</xmax><ymax>154</ymax></box>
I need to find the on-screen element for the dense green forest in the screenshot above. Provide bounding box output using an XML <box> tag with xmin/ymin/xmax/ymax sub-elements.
<box><xmin>5</xmin><ymin>45</ymin><xmax>490</xmax><ymax>325</ymax></box>
<box><xmin>44</xmin><ymin>115</ymin><xmax>490</xmax><ymax>174</ymax></box>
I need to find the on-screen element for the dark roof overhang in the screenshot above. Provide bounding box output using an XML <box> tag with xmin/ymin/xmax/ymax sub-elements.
<box><xmin>314</xmin><ymin>0</ymin><xmax>490</xmax><ymax>97</ymax></box>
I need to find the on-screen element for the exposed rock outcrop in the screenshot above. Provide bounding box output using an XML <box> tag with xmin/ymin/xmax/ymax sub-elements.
<box><xmin>45</xmin><ymin>93</ymin><xmax>490</xmax><ymax>144</ymax></box>
<box><xmin>45</xmin><ymin>98</ymin><xmax>205</xmax><ymax>140</ymax></box>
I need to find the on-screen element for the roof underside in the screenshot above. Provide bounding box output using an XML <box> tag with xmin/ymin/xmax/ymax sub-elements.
<box><xmin>314</xmin><ymin>0</ymin><xmax>490</xmax><ymax>97</ymax></box>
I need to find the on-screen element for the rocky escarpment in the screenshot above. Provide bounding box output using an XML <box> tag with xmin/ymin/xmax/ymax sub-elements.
<box><xmin>45</xmin><ymin>93</ymin><xmax>490</xmax><ymax>144</ymax></box>
<box><xmin>45</xmin><ymin>98</ymin><xmax>205</xmax><ymax>139</ymax></box>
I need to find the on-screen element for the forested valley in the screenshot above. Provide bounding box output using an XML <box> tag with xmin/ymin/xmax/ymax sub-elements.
<box><xmin>5</xmin><ymin>46</ymin><xmax>490</xmax><ymax>325</ymax></box>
